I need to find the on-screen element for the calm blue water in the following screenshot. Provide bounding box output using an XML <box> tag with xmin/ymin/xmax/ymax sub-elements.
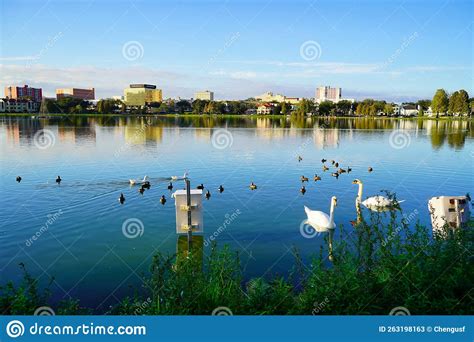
<box><xmin>0</xmin><ymin>116</ymin><xmax>472</xmax><ymax>311</ymax></box>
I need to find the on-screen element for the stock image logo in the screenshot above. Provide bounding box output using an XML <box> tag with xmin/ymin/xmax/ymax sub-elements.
<box><xmin>34</xmin><ymin>306</ymin><xmax>55</xmax><ymax>316</ymax></box>
<box><xmin>389</xmin><ymin>130</ymin><xmax>411</xmax><ymax>149</ymax></box>
<box><xmin>211</xmin><ymin>129</ymin><xmax>233</xmax><ymax>150</ymax></box>
<box><xmin>299</xmin><ymin>40</ymin><xmax>322</xmax><ymax>61</ymax></box>
<box><xmin>299</xmin><ymin>220</ymin><xmax>320</xmax><ymax>239</ymax></box>
<box><xmin>122</xmin><ymin>218</ymin><xmax>145</xmax><ymax>238</ymax></box>
<box><xmin>6</xmin><ymin>320</ymin><xmax>25</xmax><ymax>338</ymax></box>
<box><xmin>122</xmin><ymin>41</ymin><xmax>144</xmax><ymax>61</ymax></box>
<box><xmin>211</xmin><ymin>306</ymin><xmax>233</xmax><ymax>316</ymax></box>
<box><xmin>33</xmin><ymin>129</ymin><xmax>56</xmax><ymax>150</ymax></box>
<box><xmin>389</xmin><ymin>306</ymin><xmax>411</xmax><ymax>316</ymax></box>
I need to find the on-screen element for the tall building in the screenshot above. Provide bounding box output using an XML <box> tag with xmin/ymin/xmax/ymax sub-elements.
<box><xmin>124</xmin><ymin>84</ymin><xmax>162</xmax><ymax>106</ymax></box>
<box><xmin>56</xmin><ymin>88</ymin><xmax>95</xmax><ymax>100</ymax></box>
<box><xmin>194</xmin><ymin>90</ymin><xmax>214</xmax><ymax>101</ymax></box>
<box><xmin>315</xmin><ymin>86</ymin><xmax>342</xmax><ymax>103</ymax></box>
<box><xmin>4</xmin><ymin>85</ymin><xmax>42</xmax><ymax>102</ymax></box>
<box><xmin>255</xmin><ymin>91</ymin><xmax>286</xmax><ymax>103</ymax></box>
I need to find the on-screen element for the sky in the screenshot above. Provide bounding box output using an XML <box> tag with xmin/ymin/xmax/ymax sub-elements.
<box><xmin>0</xmin><ymin>0</ymin><xmax>472</xmax><ymax>102</ymax></box>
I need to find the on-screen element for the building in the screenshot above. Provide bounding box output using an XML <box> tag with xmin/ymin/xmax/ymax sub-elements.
<box><xmin>124</xmin><ymin>84</ymin><xmax>163</xmax><ymax>106</ymax></box>
<box><xmin>56</xmin><ymin>88</ymin><xmax>95</xmax><ymax>100</ymax></box>
<box><xmin>4</xmin><ymin>85</ymin><xmax>42</xmax><ymax>102</ymax></box>
<box><xmin>194</xmin><ymin>90</ymin><xmax>214</xmax><ymax>101</ymax></box>
<box><xmin>0</xmin><ymin>99</ymin><xmax>40</xmax><ymax>113</ymax></box>
<box><xmin>256</xmin><ymin>91</ymin><xmax>286</xmax><ymax>103</ymax></box>
<box><xmin>394</xmin><ymin>104</ymin><xmax>419</xmax><ymax>117</ymax></box>
<box><xmin>257</xmin><ymin>103</ymin><xmax>273</xmax><ymax>115</ymax></box>
<box><xmin>315</xmin><ymin>86</ymin><xmax>342</xmax><ymax>103</ymax></box>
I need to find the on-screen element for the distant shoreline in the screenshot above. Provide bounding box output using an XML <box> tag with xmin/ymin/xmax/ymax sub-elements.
<box><xmin>0</xmin><ymin>113</ymin><xmax>472</xmax><ymax>121</ymax></box>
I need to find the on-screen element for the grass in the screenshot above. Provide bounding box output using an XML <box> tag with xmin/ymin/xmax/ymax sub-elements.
<box><xmin>1</xmin><ymin>112</ymin><xmax>472</xmax><ymax>121</ymax></box>
<box><xmin>1</xmin><ymin>204</ymin><xmax>473</xmax><ymax>315</ymax></box>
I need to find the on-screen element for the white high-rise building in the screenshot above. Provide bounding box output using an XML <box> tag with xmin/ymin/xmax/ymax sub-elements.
<box><xmin>315</xmin><ymin>86</ymin><xmax>342</xmax><ymax>103</ymax></box>
<box><xmin>194</xmin><ymin>90</ymin><xmax>214</xmax><ymax>101</ymax></box>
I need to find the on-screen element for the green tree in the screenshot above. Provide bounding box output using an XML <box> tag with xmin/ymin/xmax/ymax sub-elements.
<box><xmin>318</xmin><ymin>101</ymin><xmax>335</xmax><ymax>116</ymax></box>
<box><xmin>448</xmin><ymin>91</ymin><xmax>459</xmax><ymax>115</ymax></box>
<box><xmin>295</xmin><ymin>99</ymin><xmax>315</xmax><ymax>116</ymax></box>
<box><xmin>384</xmin><ymin>103</ymin><xmax>394</xmax><ymax>116</ymax></box>
<box><xmin>457</xmin><ymin>89</ymin><xmax>470</xmax><ymax>115</ymax></box>
<box><xmin>280</xmin><ymin>102</ymin><xmax>291</xmax><ymax>115</ymax></box>
<box><xmin>431</xmin><ymin>89</ymin><xmax>448</xmax><ymax>117</ymax></box>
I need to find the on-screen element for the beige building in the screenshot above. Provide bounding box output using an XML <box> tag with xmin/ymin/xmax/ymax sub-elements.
<box><xmin>56</xmin><ymin>88</ymin><xmax>95</xmax><ymax>100</ymax></box>
<box><xmin>256</xmin><ymin>91</ymin><xmax>286</xmax><ymax>102</ymax></box>
<box><xmin>194</xmin><ymin>90</ymin><xmax>214</xmax><ymax>101</ymax></box>
<box><xmin>124</xmin><ymin>84</ymin><xmax>162</xmax><ymax>106</ymax></box>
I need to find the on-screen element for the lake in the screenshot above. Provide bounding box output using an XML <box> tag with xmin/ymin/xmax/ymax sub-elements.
<box><xmin>0</xmin><ymin>115</ymin><xmax>472</xmax><ymax>311</ymax></box>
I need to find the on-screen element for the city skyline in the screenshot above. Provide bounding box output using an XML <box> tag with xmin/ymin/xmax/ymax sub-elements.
<box><xmin>1</xmin><ymin>0</ymin><xmax>472</xmax><ymax>101</ymax></box>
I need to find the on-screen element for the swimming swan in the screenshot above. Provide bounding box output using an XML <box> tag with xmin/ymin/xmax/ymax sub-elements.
<box><xmin>304</xmin><ymin>196</ymin><xmax>337</xmax><ymax>230</ymax></box>
<box><xmin>352</xmin><ymin>179</ymin><xmax>404</xmax><ymax>210</ymax></box>
<box><xmin>130</xmin><ymin>175</ymin><xmax>149</xmax><ymax>185</ymax></box>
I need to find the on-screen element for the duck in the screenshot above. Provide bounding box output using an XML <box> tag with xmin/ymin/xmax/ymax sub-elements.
<box><xmin>205</xmin><ymin>190</ymin><xmax>211</xmax><ymax>199</ymax></box>
<box><xmin>300</xmin><ymin>175</ymin><xmax>309</xmax><ymax>182</ymax></box>
<box><xmin>56</xmin><ymin>176</ymin><xmax>62</xmax><ymax>184</ymax></box>
<box><xmin>352</xmin><ymin>179</ymin><xmax>404</xmax><ymax>211</ymax></box>
<box><xmin>16</xmin><ymin>176</ymin><xmax>22</xmax><ymax>183</ymax></box>
<box><xmin>300</xmin><ymin>186</ymin><xmax>306</xmax><ymax>194</ymax></box>
<box><xmin>138</xmin><ymin>187</ymin><xmax>145</xmax><ymax>194</ymax></box>
<box><xmin>347</xmin><ymin>167</ymin><xmax>352</xmax><ymax>173</ymax></box>
<box><xmin>249</xmin><ymin>182</ymin><xmax>257</xmax><ymax>190</ymax></box>
<box><xmin>297</xmin><ymin>156</ymin><xmax>303</xmax><ymax>162</ymax></box>
<box><xmin>130</xmin><ymin>175</ymin><xmax>149</xmax><ymax>186</ymax></box>
<box><xmin>218</xmin><ymin>185</ymin><xmax>224</xmax><ymax>193</ymax></box>
<box><xmin>322</xmin><ymin>165</ymin><xmax>329</xmax><ymax>172</ymax></box>
<box><xmin>334</xmin><ymin>162</ymin><xmax>339</xmax><ymax>168</ymax></box>
<box><xmin>331</xmin><ymin>160</ymin><xmax>335</xmax><ymax>165</ymax></box>
<box><xmin>331</xmin><ymin>172</ymin><xmax>339</xmax><ymax>179</ymax></box>
<box><xmin>118</xmin><ymin>193</ymin><xmax>125</xmax><ymax>204</ymax></box>
<box><xmin>321</xmin><ymin>159</ymin><xmax>327</xmax><ymax>163</ymax></box>
<box><xmin>171</xmin><ymin>172</ymin><xmax>188</xmax><ymax>181</ymax></box>
<box><xmin>368</xmin><ymin>167</ymin><xmax>373</xmax><ymax>173</ymax></box>
<box><xmin>141</xmin><ymin>182</ymin><xmax>151</xmax><ymax>189</ymax></box>
<box><xmin>196</xmin><ymin>183</ymin><xmax>204</xmax><ymax>190</ymax></box>
<box><xmin>167</xmin><ymin>182</ymin><xmax>173</xmax><ymax>191</ymax></box>
<box><xmin>338</xmin><ymin>168</ymin><xmax>346</xmax><ymax>174</ymax></box>
<box><xmin>314</xmin><ymin>175</ymin><xmax>321</xmax><ymax>181</ymax></box>
<box><xmin>304</xmin><ymin>196</ymin><xmax>337</xmax><ymax>230</ymax></box>
<box><xmin>160</xmin><ymin>195</ymin><xmax>166</xmax><ymax>205</ymax></box>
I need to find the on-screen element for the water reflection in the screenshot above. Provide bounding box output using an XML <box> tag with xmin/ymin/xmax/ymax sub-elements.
<box><xmin>0</xmin><ymin>116</ymin><xmax>471</xmax><ymax>150</ymax></box>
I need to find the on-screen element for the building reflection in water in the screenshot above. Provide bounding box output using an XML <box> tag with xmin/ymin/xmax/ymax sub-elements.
<box><xmin>0</xmin><ymin>116</ymin><xmax>471</xmax><ymax>150</ymax></box>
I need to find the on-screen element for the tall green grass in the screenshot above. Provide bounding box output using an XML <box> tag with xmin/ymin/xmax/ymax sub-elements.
<box><xmin>1</xmin><ymin>207</ymin><xmax>473</xmax><ymax>315</ymax></box>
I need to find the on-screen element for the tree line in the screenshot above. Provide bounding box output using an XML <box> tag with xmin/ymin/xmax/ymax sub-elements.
<box><xmin>38</xmin><ymin>89</ymin><xmax>472</xmax><ymax>116</ymax></box>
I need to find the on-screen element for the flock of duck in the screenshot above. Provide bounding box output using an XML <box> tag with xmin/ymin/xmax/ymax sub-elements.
<box><xmin>14</xmin><ymin>156</ymin><xmax>402</xmax><ymax>233</ymax></box>
<box><xmin>299</xmin><ymin>156</ymin><xmax>403</xmax><ymax>231</ymax></box>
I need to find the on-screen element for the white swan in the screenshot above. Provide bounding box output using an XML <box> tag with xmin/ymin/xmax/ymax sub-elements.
<box><xmin>129</xmin><ymin>175</ymin><xmax>149</xmax><ymax>186</ymax></box>
<box><xmin>352</xmin><ymin>179</ymin><xmax>404</xmax><ymax>211</ymax></box>
<box><xmin>171</xmin><ymin>171</ymin><xmax>188</xmax><ymax>181</ymax></box>
<box><xmin>304</xmin><ymin>196</ymin><xmax>337</xmax><ymax>230</ymax></box>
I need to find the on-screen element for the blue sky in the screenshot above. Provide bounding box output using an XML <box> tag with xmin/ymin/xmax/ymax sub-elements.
<box><xmin>0</xmin><ymin>0</ymin><xmax>472</xmax><ymax>101</ymax></box>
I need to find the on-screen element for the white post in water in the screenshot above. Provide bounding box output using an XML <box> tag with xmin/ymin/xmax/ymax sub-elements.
<box><xmin>186</xmin><ymin>178</ymin><xmax>192</xmax><ymax>250</ymax></box>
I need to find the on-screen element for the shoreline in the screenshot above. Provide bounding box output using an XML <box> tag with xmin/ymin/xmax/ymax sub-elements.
<box><xmin>1</xmin><ymin>113</ymin><xmax>472</xmax><ymax>121</ymax></box>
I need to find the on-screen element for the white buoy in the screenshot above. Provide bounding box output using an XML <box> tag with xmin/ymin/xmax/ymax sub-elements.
<box><xmin>428</xmin><ymin>196</ymin><xmax>471</xmax><ymax>234</ymax></box>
